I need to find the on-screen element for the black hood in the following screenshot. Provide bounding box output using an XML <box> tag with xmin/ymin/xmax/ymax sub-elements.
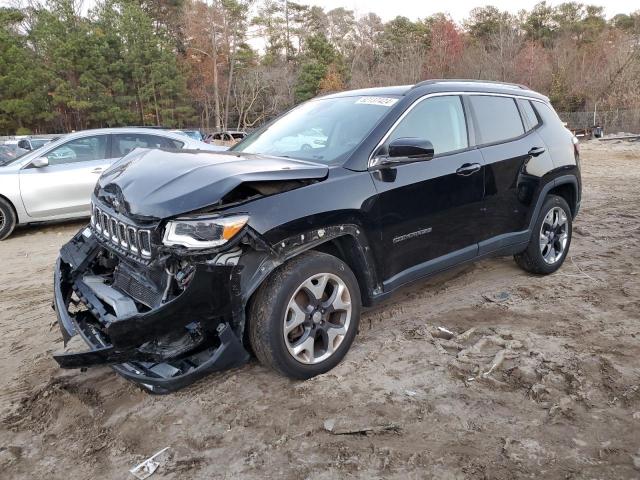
<box><xmin>95</xmin><ymin>149</ymin><xmax>328</xmax><ymax>219</ymax></box>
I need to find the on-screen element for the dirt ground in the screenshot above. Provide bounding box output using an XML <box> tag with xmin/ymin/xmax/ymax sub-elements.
<box><xmin>1</xmin><ymin>141</ymin><xmax>639</xmax><ymax>479</ymax></box>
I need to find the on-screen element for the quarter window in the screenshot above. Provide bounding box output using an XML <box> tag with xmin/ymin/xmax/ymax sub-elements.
<box><xmin>469</xmin><ymin>96</ymin><xmax>525</xmax><ymax>145</ymax></box>
<box><xmin>386</xmin><ymin>95</ymin><xmax>468</xmax><ymax>156</ymax></box>
<box><xmin>518</xmin><ymin>99</ymin><xmax>541</xmax><ymax>131</ymax></box>
<box><xmin>45</xmin><ymin>135</ymin><xmax>108</xmax><ymax>166</ymax></box>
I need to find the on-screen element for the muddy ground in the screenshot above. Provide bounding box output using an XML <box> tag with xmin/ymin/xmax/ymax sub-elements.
<box><xmin>1</xmin><ymin>141</ymin><xmax>639</xmax><ymax>479</ymax></box>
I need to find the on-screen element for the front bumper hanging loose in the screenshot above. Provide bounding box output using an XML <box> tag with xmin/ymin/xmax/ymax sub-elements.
<box><xmin>52</xmin><ymin>228</ymin><xmax>250</xmax><ymax>394</ymax></box>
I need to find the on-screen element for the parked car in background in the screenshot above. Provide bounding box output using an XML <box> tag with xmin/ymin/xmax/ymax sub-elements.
<box><xmin>51</xmin><ymin>80</ymin><xmax>581</xmax><ymax>392</ymax></box>
<box><xmin>0</xmin><ymin>144</ymin><xmax>28</xmax><ymax>164</ymax></box>
<box><xmin>169</xmin><ymin>129</ymin><xmax>204</xmax><ymax>141</ymax></box>
<box><xmin>17</xmin><ymin>137</ymin><xmax>52</xmax><ymax>151</ymax></box>
<box><xmin>205</xmin><ymin>130</ymin><xmax>247</xmax><ymax>143</ymax></box>
<box><xmin>0</xmin><ymin>127</ymin><xmax>226</xmax><ymax>240</ymax></box>
<box><xmin>270</xmin><ymin>127</ymin><xmax>328</xmax><ymax>152</ymax></box>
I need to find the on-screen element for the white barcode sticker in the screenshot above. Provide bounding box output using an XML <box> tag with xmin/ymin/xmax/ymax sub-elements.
<box><xmin>355</xmin><ymin>96</ymin><xmax>398</xmax><ymax>107</ymax></box>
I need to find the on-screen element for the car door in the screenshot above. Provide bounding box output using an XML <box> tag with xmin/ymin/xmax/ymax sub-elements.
<box><xmin>369</xmin><ymin>95</ymin><xmax>486</xmax><ymax>288</ymax></box>
<box><xmin>467</xmin><ymin>95</ymin><xmax>554</xmax><ymax>250</ymax></box>
<box><xmin>19</xmin><ymin>134</ymin><xmax>111</xmax><ymax>219</ymax></box>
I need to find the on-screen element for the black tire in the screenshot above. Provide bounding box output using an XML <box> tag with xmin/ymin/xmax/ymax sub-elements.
<box><xmin>514</xmin><ymin>194</ymin><xmax>572</xmax><ymax>274</ymax></box>
<box><xmin>0</xmin><ymin>197</ymin><xmax>17</xmax><ymax>241</ymax></box>
<box><xmin>248</xmin><ymin>251</ymin><xmax>361</xmax><ymax>379</ymax></box>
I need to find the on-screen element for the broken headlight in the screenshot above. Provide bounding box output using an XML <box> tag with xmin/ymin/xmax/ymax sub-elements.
<box><xmin>162</xmin><ymin>214</ymin><xmax>249</xmax><ymax>249</ymax></box>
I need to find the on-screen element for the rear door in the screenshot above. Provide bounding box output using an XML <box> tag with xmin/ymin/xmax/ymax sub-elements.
<box><xmin>370</xmin><ymin>95</ymin><xmax>485</xmax><ymax>287</ymax></box>
<box><xmin>19</xmin><ymin>134</ymin><xmax>111</xmax><ymax>218</ymax></box>
<box><xmin>467</xmin><ymin>94</ymin><xmax>553</xmax><ymax>248</ymax></box>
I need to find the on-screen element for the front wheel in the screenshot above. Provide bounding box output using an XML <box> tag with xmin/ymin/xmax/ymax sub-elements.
<box><xmin>0</xmin><ymin>198</ymin><xmax>17</xmax><ymax>241</ymax></box>
<box><xmin>248</xmin><ymin>251</ymin><xmax>361</xmax><ymax>379</ymax></box>
<box><xmin>514</xmin><ymin>194</ymin><xmax>573</xmax><ymax>274</ymax></box>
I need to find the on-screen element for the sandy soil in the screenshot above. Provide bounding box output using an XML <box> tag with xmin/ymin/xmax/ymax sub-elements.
<box><xmin>1</xmin><ymin>141</ymin><xmax>639</xmax><ymax>479</ymax></box>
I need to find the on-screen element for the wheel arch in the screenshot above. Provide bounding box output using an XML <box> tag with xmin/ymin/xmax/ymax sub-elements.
<box><xmin>547</xmin><ymin>177</ymin><xmax>579</xmax><ymax>218</ymax></box>
<box><xmin>240</xmin><ymin>225</ymin><xmax>381</xmax><ymax>311</ymax></box>
<box><xmin>309</xmin><ymin>234</ymin><xmax>379</xmax><ymax>307</ymax></box>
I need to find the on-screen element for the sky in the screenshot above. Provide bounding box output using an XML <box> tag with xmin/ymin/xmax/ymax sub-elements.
<box><xmin>301</xmin><ymin>0</ymin><xmax>638</xmax><ymax>22</ymax></box>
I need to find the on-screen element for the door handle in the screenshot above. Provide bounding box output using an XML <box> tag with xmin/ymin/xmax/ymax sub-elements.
<box><xmin>528</xmin><ymin>147</ymin><xmax>546</xmax><ymax>157</ymax></box>
<box><xmin>456</xmin><ymin>163</ymin><xmax>481</xmax><ymax>176</ymax></box>
<box><xmin>91</xmin><ymin>167</ymin><xmax>105</xmax><ymax>174</ymax></box>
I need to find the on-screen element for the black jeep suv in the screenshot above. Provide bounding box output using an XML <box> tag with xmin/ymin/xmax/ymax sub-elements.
<box><xmin>53</xmin><ymin>80</ymin><xmax>581</xmax><ymax>393</ymax></box>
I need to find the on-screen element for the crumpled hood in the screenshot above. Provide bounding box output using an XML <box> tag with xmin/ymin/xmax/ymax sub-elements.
<box><xmin>95</xmin><ymin>148</ymin><xmax>328</xmax><ymax>219</ymax></box>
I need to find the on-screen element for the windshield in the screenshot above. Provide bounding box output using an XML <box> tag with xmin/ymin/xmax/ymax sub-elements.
<box><xmin>232</xmin><ymin>95</ymin><xmax>399</xmax><ymax>164</ymax></box>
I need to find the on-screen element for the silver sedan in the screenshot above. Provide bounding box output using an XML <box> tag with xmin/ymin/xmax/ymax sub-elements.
<box><xmin>0</xmin><ymin>127</ymin><xmax>226</xmax><ymax>239</ymax></box>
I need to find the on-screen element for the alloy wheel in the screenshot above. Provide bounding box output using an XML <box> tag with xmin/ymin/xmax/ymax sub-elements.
<box><xmin>283</xmin><ymin>273</ymin><xmax>352</xmax><ymax>365</ymax></box>
<box><xmin>539</xmin><ymin>206</ymin><xmax>569</xmax><ymax>264</ymax></box>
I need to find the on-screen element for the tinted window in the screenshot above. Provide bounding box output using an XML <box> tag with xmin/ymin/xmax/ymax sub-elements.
<box><xmin>46</xmin><ymin>135</ymin><xmax>108</xmax><ymax>166</ymax></box>
<box><xmin>112</xmin><ymin>134</ymin><xmax>184</xmax><ymax>157</ymax></box>
<box><xmin>518</xmin><ymin>99</ymin><xmax>540</xmax><ymax>131</ymax></box>
<box><xmin>532</xmin><ymin>101</ymin><xmax>564</xmax><ymax>128</ymax></box>
<box><xmin>387</xmin><ymin>95</ymin><xmax>468</xmax><ymax>155</ymax></box>
<box><xmin>470</xmin><ymin>96</ymin><xmax>524</xmax><ymax>144</ymax></box>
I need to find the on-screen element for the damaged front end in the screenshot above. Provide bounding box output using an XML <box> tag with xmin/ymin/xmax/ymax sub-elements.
<box><xmin>52</xmin><ymin>210</ymin><xmax>252</xmax><ymax>394</ymax></box>
<box><xmin>51</xmin><ymin>149</ymin><xmax>341</xmax><ymax>392</ymax></box>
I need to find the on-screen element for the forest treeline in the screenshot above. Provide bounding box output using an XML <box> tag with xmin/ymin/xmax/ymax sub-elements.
<box><xmin>1</xmin><ymin>0</ymin><xmax>639</xmax><ymax>135</ymax></box>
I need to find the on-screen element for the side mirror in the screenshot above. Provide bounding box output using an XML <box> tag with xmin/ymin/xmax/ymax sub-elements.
<box><xmin>372</xmin><ymin>138</ymin><xmax>434</xmax><ymax>169</ymax></box>
<box><xmin>388</xmin><ymin>138</ymin><xmax>434</xmax><ymax>159</ymax></box>
<box><xmin>31</xmin><ymin>157</ymin><xmax>49</xmax><ymax>168</ymax></box>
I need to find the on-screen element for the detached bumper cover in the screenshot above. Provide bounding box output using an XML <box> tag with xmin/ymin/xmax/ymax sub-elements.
<box><xmin>52</xmin><ymin>230</ymin><xmax>250</xmax><ymax>393</ymax></box>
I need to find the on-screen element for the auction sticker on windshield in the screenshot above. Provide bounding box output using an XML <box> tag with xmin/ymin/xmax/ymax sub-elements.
<box><xmin>355</xmin><ymin>97</ymin><xmax>398</xmax><ymax>107</ymax></box>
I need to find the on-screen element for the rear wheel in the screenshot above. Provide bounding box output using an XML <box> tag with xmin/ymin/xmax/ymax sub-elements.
<box><xmin>514</xmin><ymin>194</ymin><xmax>572</xmax><ymax>274</ymax></box>
<box><xmin>0</xmin><ymin>198</ymin><xmax>16</xmax><ymax>240</ymax></box>
<box><xmin>248</xmin><ymin>251</ymin><xmax>361</xmax><ymax>379</ymax></box>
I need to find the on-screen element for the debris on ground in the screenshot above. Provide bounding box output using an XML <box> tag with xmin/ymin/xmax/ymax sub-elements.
<box><xmin>323</xmin><ymin>418</ymin><xmax>402</xmax><ymax>436</ymax></box>
<box><xmin>129</xmin><ymin>447</ymin><xmax>171</xmax><ymax>480</ymax></box>
<box><xmin>482</xmin><ymin>291</ymin><xmax>512</xmax><ymax>303</ymax></box>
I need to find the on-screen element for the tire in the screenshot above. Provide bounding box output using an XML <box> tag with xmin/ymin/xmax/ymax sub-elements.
<box><xmin>248</xmin><ymin>251</ymin><xmax>361</xmax><ymax>379</ymax></box>
<box><xmin>0</xmin><ymin>197</ymin><xmax>17</xmax><ymax>241</ymax></box>
<box><xmin>514</xmin><ymin>194</ymin><xmax>572</xmax><ymax>274</ymax></box>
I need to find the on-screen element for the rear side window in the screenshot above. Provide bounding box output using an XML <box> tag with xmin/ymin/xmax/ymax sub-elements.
<box><xmin>387</xmin><ymin>95</ymin><xmax>468</xmax><ymax>155</ymax></box>
<box><xmin>518</xmin><ymin>99</ymin><xmax>540</xmax><ymax>131</ymax></box>
<box><xmin>112</xmin><ymin>134</ymin><xmax>184</xmax><ymax>157</ymax></box>
<box><xmin>469</xmin><ymin>96</ymin><xmax>524</xmax><ymax>145</ymax></box>
<box><xmin>532</xmin><ymin>102</ymin><xmax>565</xmax><ymax>128</ymax></box>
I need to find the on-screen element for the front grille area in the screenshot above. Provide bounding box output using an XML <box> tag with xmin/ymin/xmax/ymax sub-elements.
<box><xmin>91</xmin><ymin>203</ymin><xmax>153</xmax><ymax>259</ymax></box>
<box><xmin>113</xmin><ymin>267</ymin><xmax>164</xmax><ymax>308</ymax></box>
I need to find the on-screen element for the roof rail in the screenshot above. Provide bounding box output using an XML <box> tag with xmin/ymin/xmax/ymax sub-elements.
<box><xmin>411</xmin><ymin>79</ymin><xmax>531</xmax><ymax>91</ymax></box>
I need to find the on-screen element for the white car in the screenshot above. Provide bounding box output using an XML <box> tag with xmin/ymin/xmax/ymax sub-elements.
<box><xmin>271</xmin><ymin>128</ymin><xmax>328</xmax><ymax>152</ymax></box>
<box><xmin>0</xmin><ymin>127</ymin><xmax>226</xmax><ymax>239</ymax></box>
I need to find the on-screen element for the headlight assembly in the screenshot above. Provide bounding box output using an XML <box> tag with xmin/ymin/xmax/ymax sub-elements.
<box><xmin>162</xmin><ymin>214</ymin><xmax>249</xmax><ymax>249</ymax></box>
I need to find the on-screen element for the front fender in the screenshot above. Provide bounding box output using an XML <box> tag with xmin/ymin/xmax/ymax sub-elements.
<box><xmin>237</xmin><ymin>224</ymin><xmax>380</xmax><ymax>311</ymax></box>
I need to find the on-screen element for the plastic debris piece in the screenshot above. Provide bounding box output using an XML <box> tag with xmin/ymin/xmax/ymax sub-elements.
<box><xmin>129</xmin><ymin>447</ymin><xmax>170</xmax><ymax>479</ymax></box>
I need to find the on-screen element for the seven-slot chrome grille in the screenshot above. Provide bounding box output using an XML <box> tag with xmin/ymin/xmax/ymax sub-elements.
<box><xmin>90</xmin><ymin>203</ymin><xmax>152</xmax><ymax>258</ymax></box>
